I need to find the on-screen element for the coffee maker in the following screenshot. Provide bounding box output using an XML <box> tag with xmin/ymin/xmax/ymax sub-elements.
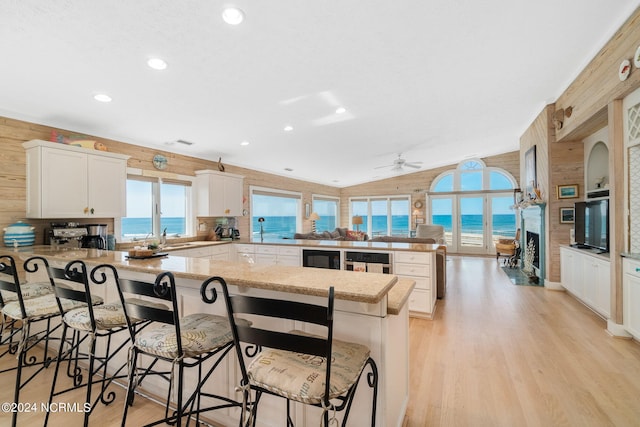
<box><xmin>82</xmin><ymin>224</ymin><xmax>108</xmax><ymax>249</ymax></box>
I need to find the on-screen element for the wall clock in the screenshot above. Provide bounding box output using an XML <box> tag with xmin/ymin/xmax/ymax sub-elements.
<box><xmin>413</xmin><ymin>200</ymin><xmax>423</xmax><ymax>209</ymax></box>
<box><xmin>153</xmin><ymin>154</ymin><xmax>168</xmax><ymax>170</ymax></box>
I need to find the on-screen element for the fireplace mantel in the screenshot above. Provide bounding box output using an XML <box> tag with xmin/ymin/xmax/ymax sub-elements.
<box><xmin>520</xmin><ymin>203</ymin><xmax>546</xmax><ymax>285</ymax></box>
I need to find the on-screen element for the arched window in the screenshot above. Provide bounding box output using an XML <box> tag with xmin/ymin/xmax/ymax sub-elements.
<box><xmin>428</xmin><ymin>159</ymin><xmax>518</xmax><ymax>254</ymax></box>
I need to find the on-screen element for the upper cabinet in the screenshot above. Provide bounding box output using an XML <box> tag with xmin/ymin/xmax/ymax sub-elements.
<box><xmin>195</xmin><ymin>169</ymin><xmax>244</xmax><ymax>217</ymax></box>
<box><xmin>23</xmin><ymin>140</ymin><xmax>129</xmax><ymax>219</ymax></box>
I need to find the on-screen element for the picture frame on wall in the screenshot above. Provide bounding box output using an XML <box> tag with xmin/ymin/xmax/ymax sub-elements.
<box><xmin>557</xmin><ymin>184</ymin><xmax>579</xmax><ymax>199</ymax></box>
<box><xmin>560</xmin><ymin>207</ymin><xmax>575</xmax><ymax>223</ymax></box>
<box><xmin>525</xmin><ymin>146</ymin><xmax>537</xmax><ymax>198</ymax></box>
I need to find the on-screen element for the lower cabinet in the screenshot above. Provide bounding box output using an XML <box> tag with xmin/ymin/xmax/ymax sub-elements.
<box><xmin>169</xmin><ymin>244</ymin><xmax>230</xmax><ymax>261</ymax></box>
<box><xmin>394</xmin><ymin>251</ymin><xmax>436</xmax><ymax>318</ymax></box>
<box><xmin>623</xmin><ymin>257</ymin><xmax>640</xmax><ymax>339</ymax></box>
<box><xmin>560</xmin><ymin>246</ymin><xmax>610</xmax><ymax>318</ymax></box>
<box><xmin>234</xmin><ymin>244</ymin><xmax>301</xmax><ymax>266</ymax></box>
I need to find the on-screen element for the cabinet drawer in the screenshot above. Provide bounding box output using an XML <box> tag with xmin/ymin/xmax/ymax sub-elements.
<box><xmin>408</xmin><ymin>288</ymin><xmax>431</xmax><ymax>314</ymax></box>
<box><xmin>624</xmin><ymin>258</ymin><xmax>640</xmax><ymax>278</ymax></box>
<box><xmin>209</xmin><ymin>245</ymin><xmax>229</xmax><ymax>255</ymax></box>
<box><xmin>395</xmin><ymin>251</ymin><xmax>431</xmax><ymax>265</ymax></box>
<box><xmin>398</xmin><ymin>275</ymin><xmax>429</xmax><ymax>290</ymax></box>
<box><xmin>395</xmin><ymin>263</ymin><xmax>430</xmax><ymax>277</ymax></box>
<box><xmin>234</xmin><ymin>244</ymin><xmax>254</xmax><ymax>254</ymax></box>
<box><xmin>256</xmin><ymin>245</ymin><xmax>277</xmax><ymax>255</ymax></box>
<box><xmin>276</xmin><ymin>255</ymin><xmax>300</xmax><ymax>266</ymax></box>
<box><xmin>278</xmin><ymin>246</ymin><xmax>300</xmax><ymax>256</ymax></box>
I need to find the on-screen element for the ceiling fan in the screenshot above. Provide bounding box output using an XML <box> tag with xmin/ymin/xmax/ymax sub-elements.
<box><xmin>375</xmin><ymin>153</ymin><xmax>422</xmax><ymax>171</ymax></box>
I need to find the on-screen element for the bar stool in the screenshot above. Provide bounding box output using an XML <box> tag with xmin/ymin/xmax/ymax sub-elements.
<box><xmin>44</xmin><ymin>260</ymin><xmax>130</xmax><ymax>427</ymax></box>
<box><xmin>0</xmin><ymin>256</ymin><xmax>98</xmax><ymax>427</ymax></box>
<box><xmin>108</xmin><ymin>268</ymin><xmax>243</xmax><ymax>427</ymax></box>
<box><xmin>217</xmin><ymin>281</ymin><xmax>379</xmax><ymax>426</ymax></box>
<box><xmin>0</xmin><ymin>255</ymin><xmax>54</xmax><ymax>360</ymax></box>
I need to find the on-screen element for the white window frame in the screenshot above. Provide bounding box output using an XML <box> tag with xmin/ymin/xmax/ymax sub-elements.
<box><xmin>427</xmin><ymin>159</ymin><xmax>518</xmax><ymax>254</ymax></box>
<box><xmin>121</xmin><ymin>168</ymin><xmax>195</xmax><ymax>241</ymax></box>
<box><xmin>348</xmin><ymin>195</ymin><xmax>412</xmax><ymax>237</ymax></box>
<box><xmin>250</xmin><ymin>186</ymin><xmax>303</xmax><ymax>240</ymax></box>
<box><xmin>312</xmin><ymin>194</ymin><xmax>340</xmax><ymax>231</ymax></box>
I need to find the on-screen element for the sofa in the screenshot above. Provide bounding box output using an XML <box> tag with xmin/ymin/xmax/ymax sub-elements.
<box><xmin>294</xmin><ymin>228</ymin><xmax>368</xmax><ymax>241</ymax></box>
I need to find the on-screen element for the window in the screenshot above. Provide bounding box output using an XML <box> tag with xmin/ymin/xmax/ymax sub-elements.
<box><xmin>312</xmin><ymin>196</ymin><xmax>339</xmax><ymax>232</ymax></box>
<box><xmin>251</xmin><ymin>187</ymin><xmax>302</xmax><ymax>240</ymax></box>
<box><xmin>349</xmin><ymin>196</ymin><xmax>410</xmax><ymax>237</ymax></box>
<box><xmin>429</xmin><ymin>159</ymin><xmax>518</xmax><ymax>254</ymax></box>
<box><xmin>122</xmin><ymin>177</ymin><xmax>191</xmax><ymax>240</ymax></box>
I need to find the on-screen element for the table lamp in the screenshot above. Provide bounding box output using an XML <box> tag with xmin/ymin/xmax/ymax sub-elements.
<box><xmin>309</xmin><ymin>212</ymin><xmax>320</xmax><ymax>233</ymax></box>
<box><xmin>352</xmin><ymin>215</ymin><xmax>363</xmax><ymax>233</ymax></box>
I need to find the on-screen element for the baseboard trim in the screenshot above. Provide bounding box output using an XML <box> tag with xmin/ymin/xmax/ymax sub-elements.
<box><xmin>543</xmin><ymin>280</ymin><xmax>564</xmax><ymax>291</ymax></box>
<box><xmin>606</xmin><ymin>320</ymin><xmax>633</xmax><ymax>339</ymax></box>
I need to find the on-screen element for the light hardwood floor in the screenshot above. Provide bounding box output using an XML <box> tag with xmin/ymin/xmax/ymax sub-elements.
<box><xmin>1</xmin><ymin>256</ymin><xmax>640</xmax><ymax>426</ymax></box>
<box><xmin>405</xmin><ymin>256</ymin><xmax>640</xmax><ymax>427</ymax></box>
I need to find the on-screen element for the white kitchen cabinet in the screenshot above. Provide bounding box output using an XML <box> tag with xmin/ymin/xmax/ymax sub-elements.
<box><xmin>394</xmin><ymin>251</ymin><xmax>436</xmax><ymax>318</ymax></box>
<box><xmin>23</xmin><ymin>140</ymin><xmax>129</xmax><ymax>219</ymax></box>
<box><xmin>254</xmin><ymin>245</ymin><xmax>301</xmax><ymax>266</ymax></box>
<box><xmin>623</xmin><ymin>258</ymin><xmax>640</xmax><ymax>339</ymax></box>
<box><xmin>560</xmin><ymin>246</ymin><xmax>610</xmax><ymax>318</ymax></box>
<box><xmin>195</xmin><ymin>169</ymin><xmax>244</xmax><ymax>217</ymax></box>
<box><xmin>234</xmin><ymin>244</ymin><xmax>255</xmax><ymax>263</ymax></box>
<box><xmin>168</xmin><ymin>244</ymin><xmax>230</xmax><ymax>261</ymax></box>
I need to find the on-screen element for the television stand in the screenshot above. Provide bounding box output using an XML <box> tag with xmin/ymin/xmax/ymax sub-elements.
<box><xmin>570</xmin><ymin>243</ymin><xmax>590</xmax><ymax>249</ymax></box>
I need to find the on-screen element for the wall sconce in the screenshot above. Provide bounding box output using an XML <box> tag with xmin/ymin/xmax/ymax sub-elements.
<box><xmin>309</xmin><ymin>212</ymin><xmax>320</xmax><ymax>233</ymax></box>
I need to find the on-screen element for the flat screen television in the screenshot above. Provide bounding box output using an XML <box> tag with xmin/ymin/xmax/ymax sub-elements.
<box><xmin>574</xmin><ymin>199</ymin><xmax>609</xmax><ymax>252</ymax></box>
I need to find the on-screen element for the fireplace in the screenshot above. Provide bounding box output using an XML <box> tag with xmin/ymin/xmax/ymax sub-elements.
<box><xmin>520</xmin><ymin>203</ymin><xmax>546</xmax><ymax>285</ymax></box>
<box><xmin>526</xmin><ymin>231</ymin><xmax>540</xmax><ymax>268</ymax></box>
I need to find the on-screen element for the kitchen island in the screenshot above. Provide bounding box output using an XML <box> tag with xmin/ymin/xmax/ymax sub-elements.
<box><xmin>1</xmin><ymin>245</ymin><xmax>413</xmax><ymax>427</ymax></box>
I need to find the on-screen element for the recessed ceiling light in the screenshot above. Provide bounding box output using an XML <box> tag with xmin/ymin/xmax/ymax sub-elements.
<box><xmin>240</xmin><ymin>140</ymin><xmax>250</xmax><ymax>146</ymax></box>
<box><xmin>147</xmin><ymin>57</ymin><xmax>168</xmax><ymax>70</ymax></box>
<box><xmin>283</xmin><ymin>125</ymin><xmax>293</xmax><ymax>132</ymax></box>
<box><xmin>93</xmin><ymin>93</ymin><xmax>112</xmax><ymax>103</ymax></box>
<box><xmin>222</xmin><ymin>7</ymin><xmax>244</xmax><ymax>25</ymax></box>
<box><xmin>335</xmin><ymin>107</ymin><xmax>346</xmax><ymax>114</ymax></box>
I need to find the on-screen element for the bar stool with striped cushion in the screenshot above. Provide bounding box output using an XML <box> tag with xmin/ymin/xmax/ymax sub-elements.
<box><xmin>110</xmin><ymin>269</ymin><xmax>244</xmax><ymax>427</ymax></box>
<box><xmin>0</xmin><ymin>256</ymin><xmax>99</xmax><ymax>427</ymax></box>
<box><xmin>218</xmin><ymin>281</ymin><xmax>379</xmax><ymax>427</ymax></box>
<box><xmin>0</xmin><ymin>255</ymin><xmax>54</xmax><ymax>359</ymax></box>
<box><xmin>44</xmin><ymin>260</ymin><xmax>132</xmax><ymax>427</ymax></box>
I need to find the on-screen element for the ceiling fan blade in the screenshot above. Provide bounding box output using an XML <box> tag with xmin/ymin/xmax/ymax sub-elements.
<box><xmin>405</xmin><ymin>162</ymin><xmax>422</xmax><ymax>169</ymax></box>
<box><xmin>374</xmin><ymin>164</ymin><xmax>394</xmax><ymax>169</ymax></box>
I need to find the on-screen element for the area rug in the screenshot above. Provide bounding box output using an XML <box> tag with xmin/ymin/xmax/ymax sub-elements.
<box><xmin>500</xmin><ymin>266</ymin><xmax>543</xmax><ymax>286</ymax></box>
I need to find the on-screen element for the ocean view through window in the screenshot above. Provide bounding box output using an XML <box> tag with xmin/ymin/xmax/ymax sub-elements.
<box><xmin>122</xmin><ymin>177</ymin><xmax>190</xmax><ymax>239</ymax></box>
<box><xmin>251</xmin><ymin>187</ymin><xmax>301</xmax><ymax>240</ymax></box>
<box><xmin>430</xmin><ymin>159</ymin><xmax>518</xmax><ymax>253</ymax></box>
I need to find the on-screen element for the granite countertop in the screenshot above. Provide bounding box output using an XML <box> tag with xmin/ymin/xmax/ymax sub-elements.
<box><xmin>243</xmin><ymin>238</ymin><xmax>442</xmax><ymax>252</ymax></box>
<box><xmin>0</xmin><ymin>246</ymin><xmax>400</xmax><ymax>306</ymax></box>
<box><xmin>621</xmin><ymin>252</ymin><xmax>640</xmax><ymax>261</ymax></box>
<box><xmin>116</xmin><ymin>237</ymin><xmax>442</xmax><ymax>253</ymax></box>
<box><xmin>386</xmin><ymin>278</ymin><xmax>415</xmax><ymax>315</ymax></box>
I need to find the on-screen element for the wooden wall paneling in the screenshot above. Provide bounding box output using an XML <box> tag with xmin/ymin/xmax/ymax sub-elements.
<box><xmin>1</xmin><ymin>112</ymin><xmax>516</xmax><ymax>246</ymax></box>
<box><xmin>555</xmin><ymin>9</ymin><xmax>640</xmax><ymax>142</ymax></box>
<box><xmin>520</xmin><ymin>106</ymin><xmax>552</xmax><ymax>282</ymax></box>
<box><xmin>549</xmin><ymin>140</ymin><xmax>584</xmax><ymax>283</ymax></box>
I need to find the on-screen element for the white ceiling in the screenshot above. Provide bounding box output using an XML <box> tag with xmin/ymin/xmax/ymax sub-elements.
<box><xmin>1</xmin><ymin>1</ymin><xmax>639</xmax><ymax>187</ymax></box>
